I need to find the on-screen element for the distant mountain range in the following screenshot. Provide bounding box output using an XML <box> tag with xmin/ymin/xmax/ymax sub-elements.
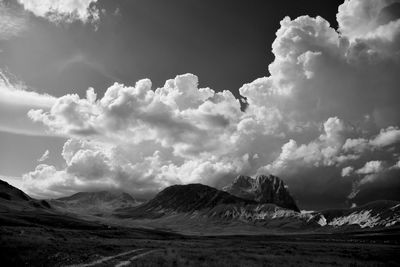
<box><xmin>1</xmin><ymin>176</ymin><xmax>399</xmax><ymax>232</ymax></box>
<box><xmin>114</xmin><ymin>175</ymin><xmax>400</xmax><ymax>231</ymax></box>
<box><xmin>49</xmin><ymin>191</ymin><xmax>140</xmax><ymax>215</ymax></box>
<box><xmin>0</xmin><ymin>180</ymin><xmax>105</xmax><ymax>229</ymax></box>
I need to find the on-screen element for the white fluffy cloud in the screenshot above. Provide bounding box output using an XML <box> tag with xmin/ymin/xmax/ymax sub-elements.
<box><xmin>21</xmin><ymin>0</ymin><xmax>400</xmax><ymax>208</ymax></box>
<box><xmin>23</xmin><ymin>137</ymin><xmax>248</xmax><ymax>198</ymax></box>
<box><xmin>260</xmin><ymin>117</ymin><xmax>350</xmax><ymax>175</ymax></box>
<box><xmin>28</xmin><ymin>74</ymin><xmax>242</xmax><ymax>158</ymax></box>
<box><xmin>337</xmin><ymin>0</ymin><xmax>400</xmax><ymax>41</ymax></box>
<box><xmin>356</xmin><ymin>161</ymin><xmax>384</xmax><ymax>175</ymax></box>
<box><xmin>23</xmin><ymin>74</ymin><xmax>250</xmax><ymax>198</ymax></box>
<box><xmin>17</xmin><ymin>0</ymin><xmax>100</xmax><ymax>24</ymax></box>
<box><xmin>370</xmin><ymin>127</ymin><xmax>400</xmax><ymax>147</ymax></box>
<box><xmin>341</xmin><ymin>166</ymin><xmax>354</xmax><ymax>177</ymax></box>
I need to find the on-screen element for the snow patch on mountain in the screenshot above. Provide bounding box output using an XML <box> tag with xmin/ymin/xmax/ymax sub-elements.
<box><xmin>316</xmin><ymin>215</ymin><xmax>327</xmax><ymax>226</ymax></box>
<box><xmin>328</xmin><ymin>210</ymin><xmax>380</xmax><ymax>228</ymax></box>
<box><xmin>326</xmin><ymin>210</ymin><xmax>400</xmax><ymax>228</ymax></box>
<box><xmin>390</xmin><ymin>204</ymin><xmax>400</xmax><ymax>211</ymax></box>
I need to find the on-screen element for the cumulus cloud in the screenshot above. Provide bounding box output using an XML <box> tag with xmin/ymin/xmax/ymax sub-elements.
<box><xmin>23</xmin><ymin>74</ymin><xmax>251</xmax><ymax>198</ymax></box>
<box><xmin>341</xmin><ymin>166</ymin><xmax>354</xmax><ymax>177</ymax></box>
<box><xmin>17</xmin><ymin>0</ymin><xmax>100</xmax><ymax>24</ymax></box>
<box><xmin>28</xmin><ymin>74</ymin><xmax>242</xmax><ymax>158</ymax></box>
<box><xmin>337</xmin><ymin>0</ymin><xmax>400</xmax><ymax>41</ymax></box>
<box><xmin>370</xmin><ymin>126</ymin><xmax>400</xmax><ymax>147</ymax></box>
<box><xmin>23</xmin><ymin>138</ymin><xmax>231</xmax><ymax>198</ymax></box>
<box><xmin>356</xmin><ymin>160</ymin><xmax>384</xmax><ymax>175</ymax></box>
<box><xmin>21</xmin><ymin>0</ymin><xmax>400</xmax><ymax>208</ymax></box>
<box><xmin>260</xmin><ymin>117</ymin><xmax>350</xmax><ymax>174</ymax></box>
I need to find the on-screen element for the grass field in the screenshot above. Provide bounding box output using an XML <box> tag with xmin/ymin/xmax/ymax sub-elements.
<box><xmin>1</xmin><ymin>224</ymin><xmax>399</xmax><ymax>266</ymax></box>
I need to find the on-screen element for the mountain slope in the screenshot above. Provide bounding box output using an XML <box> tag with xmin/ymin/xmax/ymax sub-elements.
<box><xmin>223</xmin><ymin>174</ymin><xmax>300</xmax><ymax>212</ymax></box>
<box><xmin>116</xmin><ymin>183</ymin><xmax>257</xmax><ymax>218</ymax></box>
<box><xmin>0</xmin><ymin>179</ymin><xmax>104</xmax><ymax>229</ymax></box>
<box><xmin>0</xmin><ymin>179</ymin><xmax>51</xmax><ymax>211</ymax></box>
<box><xmin>115</xmin><ymin>182</ymin><xmax>400</xmax><ymax>232</ymax></box>
<box><xmin>49</xmin><ymin>191</ymin><xmax>140</xmax><ymax>215</ymax></box>
<box><xmin>315</xmin><ymin>200</ymin><xmax>400</xmax><ymax>229</ymax></box>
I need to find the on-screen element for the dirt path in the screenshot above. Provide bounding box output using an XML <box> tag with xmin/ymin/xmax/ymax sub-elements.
<box><xmin>65</xmin><ymin>248</ymin><xmax>158</xmax><ymax>267</ymax></box>
<box><xmin>114</xmin><ymin>250</ymin><xmax>160</xmax><ymax>267</ymax></box>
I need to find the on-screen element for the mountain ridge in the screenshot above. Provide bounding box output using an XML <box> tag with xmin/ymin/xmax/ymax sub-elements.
<box><xmin>49</xmin><ymin>190</ymin><xmax>140</xmax><ymax>215</ymax></box>
<box><xmin>116</xmin><ymin>183</ymin><xmax>257</xmax><ymax>219</ymax></box>
<box><xmin>0</xmin><ymin>179</ymin><xmax>51</xmax><ymax>211</ymax></box>
<box><xmin>115</xmin><ymin>182</ymin><xmax>400</xmax><ymax>231</ymax></box>
<box><xmin>2</xmin><ymin>178</ymin><xmax>399</xmax><ymax>231</ymax></box>
<box><xmin>223</xmin><ymin>174</ymin><xmax>300</xmax><ymax>212</ymax></box>
<box><xmin>0</xmin><ymin>179</ymin><xmax>107</xmax><ymax>229</ymax></box>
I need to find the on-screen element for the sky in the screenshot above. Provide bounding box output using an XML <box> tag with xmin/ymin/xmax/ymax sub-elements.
<box><xmin>1</xmin><ymin>0</ymin><xmax>400</xmax><ymax>210</ymax></box>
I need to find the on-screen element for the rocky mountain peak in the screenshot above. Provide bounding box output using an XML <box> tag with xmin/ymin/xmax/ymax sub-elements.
<box><xmin>224</xmin><ymin>174</ymin><xmax>300</xmax><ymax>212</ymax></box>
<box><xmin>233</xmin><ymin>175</ymin><xmax>253</xmax><ymax>188</ymax></box>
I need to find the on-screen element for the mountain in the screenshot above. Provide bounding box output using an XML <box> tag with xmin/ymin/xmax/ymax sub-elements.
<box><xmin>0</xmin><ymin>179</ymin><xmax>104</xmax><ymax>229</ymax></box>
<box><xmin>49</xmin><ymin>191</ymin><xmax>140</xmax><ymax>215</ymax></box>
<box><xmin>116</xmin><ymin>182</ymin><xmax>400</xmax><ymax>232</ymax></box>
<box><xmin>115</xmin><ymin>183</ymin><xmax>323</xmax><ymax>231</ymax></box>
<box><xmin>3</xmin><ymin>178</ymin><xmax>398</xmax><ymax>232</ymax></box>
<box><xmin>0</xmin><ymin>179</ymin><xmax>51</xmax><ymax>211</ymax></box>
<box><xmin>223</xmin><ymin>174</ymin><xmax>300</xmax><ymax>212</ymax></box>
<box><xmin>116</xmin><ymin>183</ymin><xmax>257</xmax><ymax>218</ymax></box>
<box><xmin>313</xmin><ymin>200</ymin><xmax>400</xmax><ymax>229</ymax></box>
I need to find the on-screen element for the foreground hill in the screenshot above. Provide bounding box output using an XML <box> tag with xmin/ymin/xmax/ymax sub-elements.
<box><xmin>0</xmin><ymin>180</ymin><xmax>51</xmax><ymax>211</ymax></box>
<box><xmin>49</xmin><ymin>190</ymin><xmax>140</xmax><ymax>215</ymax></box>
<box><xmin>0</xmin><ymin>179</ymin><xmax>105</xmax><ymax>229</ymax></box>
<box><xmin>223</xmin><ymin>174</ymin><xmax>300</xmax><ymax>212</ymax></box>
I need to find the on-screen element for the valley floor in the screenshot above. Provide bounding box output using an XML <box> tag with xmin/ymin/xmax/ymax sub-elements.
<box><xmin>1</xmin><ymin>225</ymin><xmax>400</xmax><ymax>267</ymax></box>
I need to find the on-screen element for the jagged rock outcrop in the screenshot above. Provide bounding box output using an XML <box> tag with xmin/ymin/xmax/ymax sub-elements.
<box><xmin>223</xmin><ymin>174</ymin><xmax>300</xmax><ymax>212</ymax></box>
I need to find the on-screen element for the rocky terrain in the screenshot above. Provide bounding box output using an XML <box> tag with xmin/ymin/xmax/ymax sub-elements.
<box><xmin>223</xmin><ymin>174</ymin><xmax>300</xmax><ymax>212</ymax></box>
<box><xmin>316</xmin><ymin>200</ymin><xmax>400</xmax><ymax>229</ymax></box>
<box><xmin>2</xmin><ymin>177</ymin><xmax>400</xmax><ymax>232</ymax></box>
<box><xmin>114</xmin><ymin>178</ymin><xmax>400</xmax><ymax>232</ymax></box>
